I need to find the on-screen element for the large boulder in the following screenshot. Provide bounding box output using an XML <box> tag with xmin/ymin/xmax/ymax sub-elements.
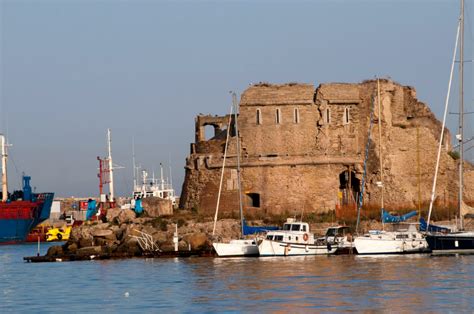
<box><xmin>66</xmin><ymin>242</ymin><xmax>78</xmax><ymax>253</ymax></box>
<box><xmin>106</xmin><ymin>208</ymin><xmax>121</xmax><ymax>223</ymax></box>
<box><xmin>76</xmin><ymin>246</ymin><xmax>103</xmax><ymax>256</ymax></box>
<box><xmin>117</xmin><ymin>209</ymin><xmax>136</xmax><ymax>224</ymax></box>
<box><xmin>46</xmin><ymin>245</ymin><xmax>64</xmax><ymax>257</ymax></box>
<box><xmin>70</xmin><ymin>224</ymin><xmax>93</xmax><ymax>243</ymax></box>
<box><xmin>92</xmin><ymin>229</ymin><xmax>116</xmax><ymax>241</ymax></box>
<box><xmin>183</xmin><ymin>232</ymin><xmax>210</xmax><ymax>250</ymax></box>
<box><xmin>116</xmin><ymin>237</ymin><xmax>142</xmax><ymax>255</ymax></box>
<box><xmin>106</xmin><ymin>208</ymin><xmax>136</xmax><ymax>224</ymax></box>
<box><xmin>141</xmin><ymin>197</ymin><xmax>173</xmax><ymax>217</ymax></box>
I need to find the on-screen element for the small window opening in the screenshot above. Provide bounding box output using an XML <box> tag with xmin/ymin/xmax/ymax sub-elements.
<box><xmin>246</xmin><ymin>193</ymin><xmax>260</xmax><ymax>208</ymax></box>
<box><xmin>256</xmin><ymin>109</ymin><xmax>262</xmax><ymax>125</ymax></box>
<box><xmin>343</xmin><ymin>107</ymin><xmax>350</xmax><ymax>124</ymax></box>
<box><xmin>294</xmin><ymin>108</ymin><xmax>300</xmax><ymax>124</ymax></box>
<box><xmin>276</xmin><ymin>108</ymin><xmax>281</xmax><ymax>124</ymax></box>
<box><xmin>325</xmin><ymin>108</ymin><xmax>331</xmax><ymax>124</ymax></box>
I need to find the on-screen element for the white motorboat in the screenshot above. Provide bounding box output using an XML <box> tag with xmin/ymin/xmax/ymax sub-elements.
<box><xmin>212</xmin><ymin>239</ymin><xmax>259</xmax><ymax>257</ymax></box>
<box><xmin>354</xmin><ymin>223</ymin><xmax>429</xmax><ymax>255</ymax></box>
<box><xmin>258</xmin><ymin>218</ymin><xmax>337</xmax><ymax>256</ymax></box>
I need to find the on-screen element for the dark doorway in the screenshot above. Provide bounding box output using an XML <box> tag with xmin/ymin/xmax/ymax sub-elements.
<box><xmin>339</xmin><ymin>170</ymin><xmax>360</xmax><ymax>206</ymax></box>
<box><xmin>246</xmin><ymin>193</ymin><xmax>261</xmax><ymax>208</ymax></box>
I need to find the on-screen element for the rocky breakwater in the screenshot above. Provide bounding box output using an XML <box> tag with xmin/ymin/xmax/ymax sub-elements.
<box><xmin>41</xmin><ymin>208</ymin><xmax>243</xmax><ymax>261</ymax></box>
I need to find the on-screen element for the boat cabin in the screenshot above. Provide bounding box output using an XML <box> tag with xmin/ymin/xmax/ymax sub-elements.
<box><xmin>325</xmin><ymin>226</ymin><xmax>350</xmax><ymax>238</ymax></box>
<box><xmin>265</xmin><ymin>219</ymin><xmax>314</xmax><ymax>244</ymax></box>
<box><xmin>282</xmin><ymin>222</ymin><xmax>310</xmax><ymax>233</ymax></box>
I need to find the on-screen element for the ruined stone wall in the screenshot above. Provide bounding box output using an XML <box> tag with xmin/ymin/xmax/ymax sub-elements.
<box><xmin>180</xmin><ymin>79</ymin><xmax>473</xmax><ymax>216</ymax></box>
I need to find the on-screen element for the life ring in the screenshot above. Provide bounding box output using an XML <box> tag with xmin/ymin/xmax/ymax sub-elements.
<box><xmin>303</xmin><ymin>233</ymin><xmax>309</xmax><ymax>241</ymax></box>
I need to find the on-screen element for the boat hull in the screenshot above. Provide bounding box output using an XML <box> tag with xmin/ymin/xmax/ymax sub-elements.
<box><xmin>213</xmin><ymin>240</ymin><xmax>259</xmax><ymax>257</ymax></box>
<box><xmin>0</xmin><ymin>193</ymin><xmax>54</xmax><ymax>244</ymax></box>
<box><xmin>0</xmin><ymin>218</ymin><xmax>36</xmax><ymax>243</ymax></box>
<box><xmin>258</xmin><ymin>239</ymin><xmax>337</xmax><ymax>256</ymax></box>
<box><xmin>426</xmin><ymin>233</ymin><xmax>474</xmax><ymax>254</ymax></box>
<box><xmin>354</xmin><ymin>236</ymin><xmax>429</xmax><ymax>255</ymax></box>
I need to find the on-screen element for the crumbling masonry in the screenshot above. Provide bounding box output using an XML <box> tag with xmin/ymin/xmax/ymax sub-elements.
<box><xmin>180</xmin><ymin>80</ymin><xmax>474</xmax><ymax>216</ymax></box>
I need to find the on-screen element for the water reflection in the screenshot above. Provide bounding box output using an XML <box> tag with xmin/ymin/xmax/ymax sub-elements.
<box><xmin>190</xmin><ymin>255</ymin><xmax>473</xmax><ymax>312</ymax></box>
<box><xmin>1</xmin><ymin>245</ymin><xmax>473</xmax><ymax>312</ymax></box>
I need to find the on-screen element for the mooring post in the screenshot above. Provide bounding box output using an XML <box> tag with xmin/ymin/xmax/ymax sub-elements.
<box><xmin>173</xmin><ymin>224</ymin><xmax>179</xmax><ymax>252</ymax></box>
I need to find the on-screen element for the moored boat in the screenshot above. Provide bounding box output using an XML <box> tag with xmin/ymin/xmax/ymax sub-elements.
<box><xmin>426</xmin><ymin>232</ymin><xmax>474</xmax><ymax>254</ymax></box>
<box><xmin>322</xmin><ymin>226</ymin><xmax>355</xmax><ymax>254</ymax></box>
<box><xmin>354</xmin><ymin>223</ymin><xmax>429</xmax><ymax>255</ymax></box>
<box><xmin>0</xmin><ymin>134</ymin><xmax>54</xmax><ymax>244</ymax></box>
<box><xmin>212</xmin><ymin>93</ymin><xmax>261</xmax><ymax>257</ymax></box>
<box><xmin>424</xmin><ymin>0</ymin><xmax>474</xmax><ymax>255</ymax></box>
<box><xmin>212</xmin><ymin>239</ymin><xmax>259</xmax><ymax>257</ymax></box>
<box><xmin>258</xmin><ymin>218</ymin><xmax>337</xmax><ymax>256</ymax></box>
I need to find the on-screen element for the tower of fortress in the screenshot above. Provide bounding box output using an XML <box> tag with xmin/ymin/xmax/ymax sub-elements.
<box><xmin>180</xmin><ymin>79</ymin><xmax>474</xmax><ymax>216</ymax></box>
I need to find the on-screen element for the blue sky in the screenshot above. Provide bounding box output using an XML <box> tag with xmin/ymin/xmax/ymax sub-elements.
<box><xmin>0</xmin><ymin>0</ymin><xmax>473</xmax><ymax>197</ymax></box>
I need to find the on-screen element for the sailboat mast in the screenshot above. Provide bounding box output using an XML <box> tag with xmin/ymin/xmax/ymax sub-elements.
<box><xmin>1</xmin><ymin>134</ymin><xmax>8</xmax><ymax>202</ymax></box>
<box><xmin>458</xmin><ymin>0</ymin><xmax>465</xmax><ymax>230</ymax></box>
<box><xmin>212</xmin><ymin>105</ymin><xmax>234</xmax><ymax>236</ymax></box>
<box><xmin>426</xmin><ymin>11</ymin><xmax>461</xmax><ymax>229</ymax></box>
<box><xmin>377</xmin><ymin>79</ymin><xmax>385</xmax><ymax>227</ymax></box>
<box><xmin>233</xmin><ymin>92</ymin><xmax>245</xmax><ymax>238</ymax></box>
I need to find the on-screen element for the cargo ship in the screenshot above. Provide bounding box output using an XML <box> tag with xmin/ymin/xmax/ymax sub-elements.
<box><xmin>0</xmin><ymin>134</ymin><xmax>54</xmax><ymax>244</ymax></box>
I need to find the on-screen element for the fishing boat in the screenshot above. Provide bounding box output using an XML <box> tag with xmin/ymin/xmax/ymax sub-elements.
<box><xmin>425</xmin><ymin>0</ymin><xmax>474</xmax><ymax>254</ymax></box>
<box><xmin>353</xmin><ymin>80</ymin><xmax>428</xmax><ymax>254</ymax></box>
<box><xmin>258</xmin><ymin>218</ymin><xmax>337</xmax><ymax>256</ymax></box>
<box><xmin>0</xmin><ymin>134</ymin><xmax>54</xmax><ymax>243</ymax></box>
<box><xmin>132</xmin><ymin>166</ymin><xmax>177</xmax><ymax>207</ymax></box>
<box><xmin>212</xmin><ymin>93</ymin><xmax>263</xmax><ymax>257</ymax></box>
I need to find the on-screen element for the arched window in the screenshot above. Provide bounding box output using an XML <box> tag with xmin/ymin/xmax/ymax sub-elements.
<box><xmin>276</xmin><ymin>108</ymin><xmax>281</xmax><ymax>124</ymax></box>
<box><xmin>256</xmin><ymin>108</ymin><xmax>262</xmax><ymax>125</ymax></box>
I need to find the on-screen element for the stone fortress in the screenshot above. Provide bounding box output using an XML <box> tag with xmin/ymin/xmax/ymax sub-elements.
<box><xmin>180</xmin><ymin>79</ymin><xmax>474</xmax><ymax>216</ymax></box>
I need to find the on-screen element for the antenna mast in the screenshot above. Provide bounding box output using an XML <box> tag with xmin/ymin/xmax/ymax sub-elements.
<box><xmin>132</xmin><ymin>137</ymin><xmax>137</xmax><ymax>191</ymax></box>
<box><xmin>107</xmin><ymin>128</ymin><xmax>115</xmax><ymax>201</ymax></box>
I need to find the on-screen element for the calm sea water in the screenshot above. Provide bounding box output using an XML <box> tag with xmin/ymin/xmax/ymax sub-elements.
<box><xmin>1</xmin><ymin>243</ymin><xmax>473</xmax><ymax>313</ymax></box>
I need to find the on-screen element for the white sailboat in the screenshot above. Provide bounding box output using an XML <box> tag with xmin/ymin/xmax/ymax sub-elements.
<box><xmin>212</xmin><ymin>93</ymin><xmax>259</xmax><ymax>257</ymax></box>
<box><xmin>425</xmin><ymin>0</ymin><xmax>474</xmax><ymax>253</ymax></box>
<box><xmin>354</xmin><ymin>80</ymin><xmax>429</xmax><ymax>254</ymax></box>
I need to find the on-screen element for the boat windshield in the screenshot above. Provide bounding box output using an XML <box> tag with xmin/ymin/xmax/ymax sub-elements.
<box><xmin>283</xmin><ymin>224</ymin><xmax>291</xmax><ymax>231</ymax></box>
<box><xmin>291</xmin><ymin>224</ymin><xmax>300</xmax><ymax>231</ymax></box>
<box><xmin>326</xmin><ymin>228</ymin><xmax>337</xmax><ymax>237</ymax></box>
